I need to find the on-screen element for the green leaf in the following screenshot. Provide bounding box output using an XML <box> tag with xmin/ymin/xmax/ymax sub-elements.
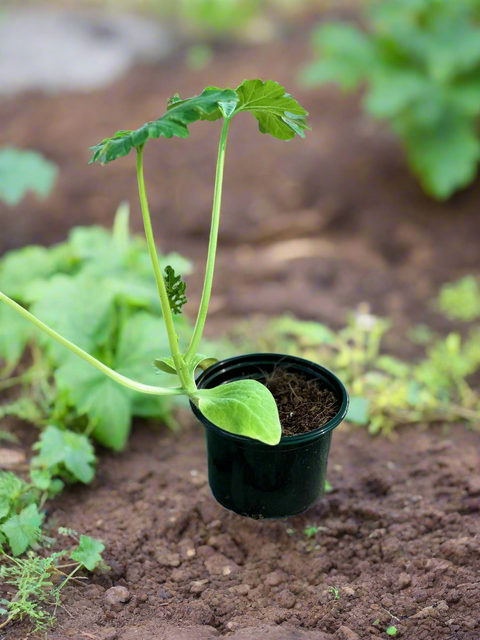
<box><xmin>70</xmin><ymin>534</ymin><xmax>105</xmax><ymax>571</ymax></box>
<box><xmin>191</xmin><ymin>353</ymin><xmax>219</xmax><ymax>371</ymax></box>
<box><xmin>196</xmin><ymin>380</ymin><xmax>282</xmax><ymax>445</ymax></box>
<box><xmin>27</xmin><ymin>274</ymin><xmax>115</xmax><ymax>364</ymax></box>
<box><xmin>234</xmin><ymin>79</ymin><xmax>310</xmax><ymax>141</ymax></box>
<box><xmin>89</xmin><ymin>87</ymin><xmax>239</xmax><ymax>164</ymax></box>
<box><xmin>153</xmin><ymin>353</ymin><xmax>218</xmax><ymax>376</ymax></box>
<box><xmin>0</xmin><ymin>472</ymin><xmax>28</xmax><ymax>520</ymax></box>
<box><xmin>401</xmin><ymin>117</ymin><xmax>480</xmax><ymax>200</ymax></box>
<box><xmin>300</xmin><ymin>23</ymin><xmax>375</xmax><ymax>91</ymax></box>
<box><xmin>153</xmin><ymin>356</ymin><xmax>177</xmax><ymax>375</ymax></box>
<box><xmin>55</xmin><ymin>363</ymin><xmax>131</xmax><ymax>452</ymax></box>
<box><xmin>386</xmin><ymin>627</ymin><xmax>397</xmax><ymax>637</ymax></box>
<box><xmin>0</xmin><ymin>504</ymin><xmax>44</xmax><ymax>556</ymax></box>
<box><xmin>0</xmin><ymin>148</ymin><xmax>57</xmax><ymax>206</ymax></box>
<box><xmin>31</xmin><ymin>426</ymin><xmax>96</xmax><ymax>484</ymax></box>
<box><xmin>56</xmin><ymin>313</ymin><xmax>173</xmax><ymax>450</ymax></box>
<box><xmin>164</xmin><ymin>265</ymin><xmax>187</xmax><ymax>315</ymax></box>
<box><xmin>0</xmin><ymin>303</ymin><xmax>33</xmax><ymax>372</ymax></box>
<box><xmin>365</xmin><ymin>71</ymin><xmax>427</xmax><ymax>119</ymax></box>
<box><xmin>346</xmin><ymin>396</ymin><xmax>370</xmax><ymax>425</ymax></box>
<box><xmin>0</xmin><ymin>244</ymin><xmax>69</xmax><ymax>299</ymax></box>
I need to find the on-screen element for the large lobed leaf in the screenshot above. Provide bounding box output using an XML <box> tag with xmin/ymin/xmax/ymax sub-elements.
<box><xmin>89</xmin><ymin>87</ymin><xmax>239</xmax><ymax>164</ymax></box>
<box><xmin>89</xmin><ymin>80</ymin><xmax>309</xmax><ymax>164</ymax></box>
<box><xmin>234</xmin><ymin>79</ymin><xmax>310</xmax><ymax>140</ymax></box>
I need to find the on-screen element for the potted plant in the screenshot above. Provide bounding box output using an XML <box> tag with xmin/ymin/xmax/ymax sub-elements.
<box><xmin>0</xmin><ymin>79</ymin><xmax>348</xmax><ymax>519</ymax></box>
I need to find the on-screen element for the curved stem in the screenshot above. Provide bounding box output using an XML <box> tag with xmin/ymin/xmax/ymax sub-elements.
<box><xmin>0</xmin><ymin>292</ymin><xmax>184</xmax><ymax>397</ymax></box>
<box><xmin>136</xmin><ymin>147</ymin><xmax>194</xmax><ymax>394</ymax></box>
<box><xmin>186</xmin><ymin>117</ymin><xmax>231</xmax><ymax>363</ymax></box>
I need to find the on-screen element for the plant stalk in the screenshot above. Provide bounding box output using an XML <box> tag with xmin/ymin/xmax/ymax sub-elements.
<box><xmin>0</xmin><ymin>292</ymin><xmax>184</xmax><ymax>397</ymax></box>
<box><xmin>186</xmin><ymin>117</ymin><xmax>231</xmax><ymax>363</ymax></box>
<box><xmin>136</xmin><ymin>147</ymin><xmax>194</xmax><ymax>394</ymax></box>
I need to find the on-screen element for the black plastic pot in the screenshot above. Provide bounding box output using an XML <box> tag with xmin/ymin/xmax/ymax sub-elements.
<box><xmin>190</xmin><ymin>353</ymin><xmax>349</xmax><ymax>519</ymax></box>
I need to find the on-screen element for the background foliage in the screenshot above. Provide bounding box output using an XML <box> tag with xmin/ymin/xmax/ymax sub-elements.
<box><xmin>301</xmin><ymin>0</ymin><xmax>480</xmax><ymax>199</ymax></box>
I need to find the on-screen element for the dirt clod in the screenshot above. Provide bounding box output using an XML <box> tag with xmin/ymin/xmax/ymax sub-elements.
<box><xmin>105</xmin><ymin>586</ymin><xmax>130</xmax><ymax>606</ymax></box>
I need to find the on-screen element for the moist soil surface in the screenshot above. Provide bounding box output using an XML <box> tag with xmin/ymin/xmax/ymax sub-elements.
<box><xmin>1</xmin><ymin>11</ymin><xmax>480</xmax><ymax>640</ymax></box>
<box><xmin>265</xmin><ymin>370</ymin><xmax>339</xmax><ymax>437</ymax></box>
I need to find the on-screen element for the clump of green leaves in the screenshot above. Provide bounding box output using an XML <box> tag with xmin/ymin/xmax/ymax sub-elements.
<box><xmin>0</xmin><ymin>533</ymin><xmax>106</xmax><ymax>633</ymax></box>
<box><xmin>0</xmin><ymin>147</ymin><xmax>57</xmax><ymax>206</ymax></box>
<box><xmin>0</xmin><ymin>79</ymin><xmax>309</xmax><ymax>447</ymax></box>
<box><xmin>0</xmin><ymin>472</ymin><xmax>44</xmax><ymax>557</ymax></box>
<box><xmin>229</xmin><ymin>290</ymin><xmax>480</xmax><ymax>435</ymax></box>
<box><xmin>301</xmin><ymin>0</ymin><xmax>480</xmax><ymax>199</ymax></box>
<box><xmin>437</xmin><ymin>276</ymin><xmax>480</xmax><ymax>321</ymax></box>
<box><xmin>0</xmin><ymin>204</ymin><xmax>191</xmax><ymax>451</ymax></box>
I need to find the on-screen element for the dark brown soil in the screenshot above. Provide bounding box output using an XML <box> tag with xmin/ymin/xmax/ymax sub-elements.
<box><xmin>265</xmin><ymin>369</ymin><xmax>339</xmax><ymax>437</ymax></box>
<box><xmin>5</xmin><ymin>418</ymin><xmax>479</xmax><ymax>640</ymax></box>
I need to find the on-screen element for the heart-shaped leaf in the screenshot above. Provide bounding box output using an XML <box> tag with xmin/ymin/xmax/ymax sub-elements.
<box><xmin>195</xmin><ymin>380</ymin><xmax>281</xmax><ymax>445</ymax></box>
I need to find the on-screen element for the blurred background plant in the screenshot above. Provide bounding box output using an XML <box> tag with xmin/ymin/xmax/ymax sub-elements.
<box><xmin>301</xmin><ymin>0</ymin><xmax>480</xmax><ymax>199</ymax></box>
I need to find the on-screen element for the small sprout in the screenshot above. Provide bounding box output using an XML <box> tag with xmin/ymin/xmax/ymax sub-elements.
<box><xmin>324</xmin><ymin>480</ymin><xmax>333</xmax><ymax>492</ymax></box>
<box><xmin>303</xmin><ymin>525</ymin><xmax>320</xmax><ymax>539</ymax></box>
<box><xmin>373</xmin><ymin>619</ymin><xmax>380</xmax><ymax>626</ymax></box>
<box><xmin>386</xmin><ymin>627</ymin><xmax>397</xmax><ymax>636</ymax></box>
<box><xmin>286</xmin><ymin>528</ymin><xmax>295</xmax><ymax>536</ymax></box>
<box><xmin>330</xmin><ymin>586</ymin><xmax>339</xmax><ymax>600</ymax></box>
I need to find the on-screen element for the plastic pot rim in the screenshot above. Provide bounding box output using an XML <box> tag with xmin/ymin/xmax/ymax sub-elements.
<box><xmin>190</xmin><ymin>352</ymin><xmax>349</xmax><ymax>447</ymax></box>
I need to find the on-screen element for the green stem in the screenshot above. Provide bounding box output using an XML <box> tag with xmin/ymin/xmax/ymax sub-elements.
<box><xmin>186</xmin><ymin>117</ymin><xmax>231</xmax><ymax>363</ymax></box>
<box><xmin>136</xmin><ymin>147</ymin><xmax>194</xmax><ymax>394</ymax></box>
<box><xmin>0</xmin><ymin>292</ymin><xmax>184</xmax><ymax>397</ymax></box>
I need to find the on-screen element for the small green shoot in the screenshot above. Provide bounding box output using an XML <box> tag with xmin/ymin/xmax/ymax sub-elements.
<box><xmin>303</xmin><ymin>525</ymin><xmax>320</xmax><ymax>539</ymax></box>
<box><xmin>386</xmin><ymin>627</ymin><xmax>397</xmax><ymax>636</ymax></box>
<box><xmin>0</xmin><ymin>79</ymin><xmax>309</xmax><ymax>446</ymax></box>
<box><xmin>330</xmin><ymin>586</ymin><xmax>340</xmax><ymax>600</ymax></box>
<box><xmin>373</xmin><ymin>619</ymin><xmax>380</xmax><ymax>626</ymax></box>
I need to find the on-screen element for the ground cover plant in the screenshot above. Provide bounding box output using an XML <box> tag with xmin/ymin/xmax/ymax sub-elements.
<box><xmin>301</xmin><ymin>0</ymin><xmax>480</xmax><ymax>199</ymax></box>
<box><xmin>229</xmin><ymin>277</ymin><xmax>480</xmax><ymax>435</ymax></box>
<box><xmin>0</xmin><ymin>79</ymin><xmax>310</xmax><ymax>447</ymax></box>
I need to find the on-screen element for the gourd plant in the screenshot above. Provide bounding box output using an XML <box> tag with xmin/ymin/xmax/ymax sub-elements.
<box><xmin>0</xmin><ymin>79</ymin><xmax>309</xmax><ymax>446</ymax></box>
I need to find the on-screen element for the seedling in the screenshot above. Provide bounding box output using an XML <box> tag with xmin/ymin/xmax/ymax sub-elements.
<box><xmin>304</xmin><ymin>525</ymin><xmax>320</xmax><ymax>538</ymax></box>
<box><xmin>0</xmin><ymin>79</ymin><xmax>309</xmax><ymax>446</ymax></box>
<box><xmin>386</xmin><ymin>627</ymin><xmax>397</xmax><ymax>636</ymax></box>
<box><xmin>330</xmin><ymin>586</ymin><xmax>340</xmax><ymax>600</ymax></box>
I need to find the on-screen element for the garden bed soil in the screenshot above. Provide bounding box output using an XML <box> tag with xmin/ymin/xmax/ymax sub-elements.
<box><xmin>4</xmin><ymin>418</ymin><xmax>479</xmax><ymax>640</ymax></box>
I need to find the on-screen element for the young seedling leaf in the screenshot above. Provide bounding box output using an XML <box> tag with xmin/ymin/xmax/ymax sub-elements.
<box><xmin>195</xmin><ymin>380</ymin><xmax>282</xmax><ymax>445</ymax></box>
<box><xmin>153</xmin><ymin>356</ymin><xmax>177</xmax><ymax>375</ymax></box>
<box><xmin>89</xmin><ymin>87</ymin><xmax>239</xmax><ymax>164</ymax></box>
<box><xmin>190</xmin><ymin>353</ymin><xmax>219</xmax><ymax>372</ymax></box>
<box><xmin>0</xmin><ymin>503</ymin><xmax>44</xmax><ymax>556</ymax></box>
<box><xmin>386</xmin><ymin>627</ymin><xmax>397</xmax><ymax>636</ymax></box>
<box><xmin>164</xmin><ymin>265</ymin><xmax>187</xmax><ymax>315</ymax></box>
<box><xmin>234</xmin><ymin>79</ymin><xmax>310</xmax><ymax>141</ymax></box>
<box><xmin>70</xmin><ymin>534</ymin><xmax>105</xmax><ymax>571</ymax></box>
<box><xmin>31</xmin><ymin>425</ymin><xmax>96</xmax><ymax>484</ymax></box>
